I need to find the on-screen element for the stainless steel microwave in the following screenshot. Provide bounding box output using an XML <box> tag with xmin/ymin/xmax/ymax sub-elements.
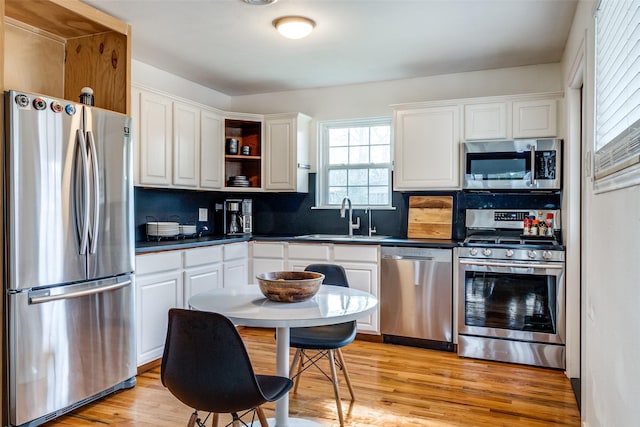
<box><xmin>462</xmin><ymin>139</ymin><xmax>562</xmax><ymax>190</ymax></box>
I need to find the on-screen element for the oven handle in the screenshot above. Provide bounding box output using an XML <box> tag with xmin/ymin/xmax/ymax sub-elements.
<box><xmin>459</xmin><ymin>259</ymin><xmax>564</xmax><ymax>270</ymax></box>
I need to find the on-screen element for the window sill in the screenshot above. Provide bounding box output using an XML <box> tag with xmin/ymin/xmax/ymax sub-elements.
<box><xmin>594</xmin><ymin>161</ymin><xmax>640</xmax><ymax>194</ymax></box>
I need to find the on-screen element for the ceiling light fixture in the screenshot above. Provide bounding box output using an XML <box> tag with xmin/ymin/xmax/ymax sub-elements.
<box><xmin>273</xmin><ymin>16</ymin><xmax>315</xmax><ymax>40</ymax></box>
<box><xmin>242</xmin><ymin>0</ymin><xmax>278</xmax><ymax>5</ymax></box>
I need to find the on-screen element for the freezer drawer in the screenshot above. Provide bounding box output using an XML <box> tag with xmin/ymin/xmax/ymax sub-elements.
<box><xmin>7</xmin><ymin>276</ymin><xmax>136</xmax><ymax>426</ymax></box>
<box><xmin>380</xmin><ymin>247</ymin><xmax>452</xmax><ymax>345</ymax></box>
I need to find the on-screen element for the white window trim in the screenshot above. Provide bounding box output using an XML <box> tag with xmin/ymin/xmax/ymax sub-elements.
<box><xmin>593</xmin><ymin>0</ymin><xmax>640</xmax><ymax>193</ymax></box>
<box><xmin>315</xmin><ymin>117</ymin><xmax>394</xmax><ymax>209</ymax></box>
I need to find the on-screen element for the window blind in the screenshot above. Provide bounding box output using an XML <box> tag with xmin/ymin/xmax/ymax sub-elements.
<box><xmin>594</xmin><ymin>0</ymin><xmax>640</xmax><ymax>180</ymax></box>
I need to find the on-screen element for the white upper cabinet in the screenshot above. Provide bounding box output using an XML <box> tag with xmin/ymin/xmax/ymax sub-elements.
<box><xmin>464</xmin><ymin>102</ymin><xmax>508</xmax><ymax>140</ymax></box>
<box><xmin>138</xmin><ymin>89</ymin><xmax>173</xmax><ymax>186</ymax></box>
<box><xmin>393</xmin><ymin>104</ymin><xmax>460</xmax><ymax>190</ymax></box>
<box><xmin>264</xmin><ymin>113</ymin><xmax>312</xmax><ymax>192</ymax></box>
<box><xmin>200</xmin><ymin>109</ymin><xmax>224</xmax><ymax>189</ymax></box>
<box><xmin>513</xmin><ymin>98</ymin><xmax>557</xmax><ymax>138</ymax></box>
<box><xmin>172</xmin><ymin>101</ymin><xmax>200</xmax><ymax>188</ymax></box>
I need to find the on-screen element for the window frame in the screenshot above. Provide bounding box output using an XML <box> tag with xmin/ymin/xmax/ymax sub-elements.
<box><xmin>316</xmin><ymin>117</ymin><xmax>394</xmax><ymax>209</ymax></box>
<box><xmin>593</xmin><ymin>0</ymin><xmax>640</xmax><ymax>192</ymax></box>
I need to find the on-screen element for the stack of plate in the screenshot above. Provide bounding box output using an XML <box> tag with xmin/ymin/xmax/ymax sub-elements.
<box><xmin>179</xmin><ymin>224</ymin><xmax>197</xmax><ymax>235</ymax></box>
<box><xmin>146</xmin><ymin>221</ymin><xmax>179</xmax><ymax>237</ymax></box>
<box><xmin>228</xmin><ymin>175</ymin><xmax>251</xmax><ymax>187</ymax></box>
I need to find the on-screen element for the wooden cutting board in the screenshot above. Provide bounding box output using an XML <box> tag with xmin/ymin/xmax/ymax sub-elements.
<box><xmin>407</xmin><ymin>196</ymin><xmax>453</xmax><ymax>239</ymax></box>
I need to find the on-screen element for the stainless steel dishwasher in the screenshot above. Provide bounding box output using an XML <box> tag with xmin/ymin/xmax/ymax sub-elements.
<box><xmin>380</xmin><ymin>246</ymin><xmax>453</xmax><ymax>351</ymax></box>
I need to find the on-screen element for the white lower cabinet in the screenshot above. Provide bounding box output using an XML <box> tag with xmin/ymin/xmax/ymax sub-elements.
<box><xmin>135</xmin><ymin>242</ymin><xmax>246</xmax><ymax>366</ymax></box>
<box><xmin>223</xmin><ymin>242</ymin><xmax>249</xmax><ymax>288</ymax></box>
<box><xmin>250</xmin><ymin>241</ymin><xmax>287</xmax><ymax>279</ymax></box>
<box><xmin>135</xmin><ymin>251</ymin><xmax>183</xmax><ymax>366</ymax></box>
<box><xmin>286</xmin><ymin>242</ymin><xmax>380</xmax><ymax>334</ymax></box>
<box><xmin>183</xmin><ymin>245</ymin><xmax>223</xmax><ymax>306</ymax></box>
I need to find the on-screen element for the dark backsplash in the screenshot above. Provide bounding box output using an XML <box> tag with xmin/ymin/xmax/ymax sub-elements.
<box><xmin>134</xmin><ymin>174</ymin><xmax>560</xmax><ymax>242</ymax></box>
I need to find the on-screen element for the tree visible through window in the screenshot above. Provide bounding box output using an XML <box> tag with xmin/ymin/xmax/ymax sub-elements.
<box><xmin>319</xmin><ymin>118</ymin><xmax>392</xmax><ymax>207</ymax></box>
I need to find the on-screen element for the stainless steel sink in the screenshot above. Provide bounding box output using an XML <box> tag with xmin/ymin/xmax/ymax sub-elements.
<box><xmin>295</xmin><ymin>234</ymin><xmax>391</xmax><ymax>241</ymax></box>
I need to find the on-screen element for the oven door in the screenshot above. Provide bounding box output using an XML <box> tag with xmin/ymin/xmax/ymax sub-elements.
<box><xmin>457</xmin><ymin>258</ymin><xmax>565</xmax><ymax>344</ymax></box>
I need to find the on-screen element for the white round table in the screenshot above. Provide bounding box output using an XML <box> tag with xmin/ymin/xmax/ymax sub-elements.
<box><xmin>188</xmin><ymin>285</ymin><xmax>378</xmax><ymax>427</ymax></box>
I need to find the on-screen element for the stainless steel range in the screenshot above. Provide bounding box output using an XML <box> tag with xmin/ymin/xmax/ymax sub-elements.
<box><xmin>455</xmin><ymin>209</ymin><xmax>565</xmax><ymax>369</ymax></box>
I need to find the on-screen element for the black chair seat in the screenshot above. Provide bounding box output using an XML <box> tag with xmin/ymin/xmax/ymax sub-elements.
<box><xmin>255</xmin><ymin>374</ymin><xmax>292</xmax><ymax>401</ymax></box>
<box><xmin>289</xmin><ymin>321</ymin><xmax>357</xmax><ymax>350</ymax></box>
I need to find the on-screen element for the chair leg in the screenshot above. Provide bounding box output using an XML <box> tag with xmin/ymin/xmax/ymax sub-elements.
<box><xmin>336</xmin><ymin>348</ymin><xmax>355</xmax><ymax>401</ymax></box>
<box><xmin>211</xmin><ymin>413</ymin><xmax>219</xmax><ymax>427</ymax></box>
<box><xmin>187</xmin><ymin>411</ymin><xmax>198</xmax><ymax>427</ymax></box>
<box><xmin>328</xmin><ymin>350</ymin><xmax>345</xmax><ymax>426</ymax></box>
<box><xmin>291</xmin><ymin>348</ymin><xmax>304</xmax><ymax>393</ymax></box>
<box><xmin>256</xmin><ymin>406</ymin><xmax>269</xmax><ymax>427</ymax></box>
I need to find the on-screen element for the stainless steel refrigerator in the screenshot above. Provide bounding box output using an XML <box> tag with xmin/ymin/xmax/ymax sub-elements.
<box><xmin>4</xmin><ymin>90</ymin><xmax>136</xmax><ymax>427</ymax></box>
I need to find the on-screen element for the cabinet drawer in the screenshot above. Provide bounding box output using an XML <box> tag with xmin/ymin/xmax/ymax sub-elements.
<box><xmin>252</xmin><ymin>242</ymin><xmax>286</xmax><ymax>258</ymax></box>
<box><xmin>183</xmin><ymin>245</ymin><xmax>223</xmax><ymax>268</ymax></box>
<box><xmin>334</xmin><ymin>245</ymin><xmax>379</xmax><ymax>262</ymax></box>
<box><xmin>288</xmin><ymin>243</ymin><xmax>330</xmax><ymax>261</ymax></box>
<box><xmin>224</xmin><ymin>242</ymin><xmax>248</xmax><ymax>261</ymax></box>
<box><xmin>136</xmin><ymin>251</ymin><xmax>182</xmax><ymax>275</ymax></box>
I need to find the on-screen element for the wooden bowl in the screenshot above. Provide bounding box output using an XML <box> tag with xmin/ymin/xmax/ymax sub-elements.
<box><xmin>256</xmin><ymin>271</ymin><xmax>324</xmax><ymax>303</ymax></box>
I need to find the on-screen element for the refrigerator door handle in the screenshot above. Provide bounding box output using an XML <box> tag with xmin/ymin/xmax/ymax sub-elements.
<box><xmin>29</xmin><ymin>280</ymin><xmax>132</xmax><ymax>304</ymax></box>
<box><xmin>87</xmin><ymin>130</ymin><xmax>100</xmax><ymax>254</ymax></box>
<box><xmin>76</xmin><ymin>129</ymin><xmax>90</xmax><ymax>255</ymax></box>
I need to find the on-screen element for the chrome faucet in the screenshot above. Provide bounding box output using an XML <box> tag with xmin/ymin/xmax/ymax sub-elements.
<box><xmin>340</xmin><ymin>196</ymin><xmax>360</xmax><ymax>237</ymax></box>
<box><xmin>366</xmin><ymin>208</ymin><xmax>377</xmax><ymax>237</ymax></box>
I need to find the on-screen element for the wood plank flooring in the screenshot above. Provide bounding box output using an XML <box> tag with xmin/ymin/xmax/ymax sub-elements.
<box><xmin>42</xmin><ymin>328</ymin><xmax>580</xmax><ymax>427</ymax></box>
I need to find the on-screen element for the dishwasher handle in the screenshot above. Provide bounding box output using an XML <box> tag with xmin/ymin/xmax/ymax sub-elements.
<box><xmin>381</xmin><ymin>254</ymin><xmax>438</xmax><ymax>261</ymax></box>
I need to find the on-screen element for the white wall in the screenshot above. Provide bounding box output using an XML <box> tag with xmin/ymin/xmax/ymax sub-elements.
<box><xmin>132</xmin><ymin>59</ymin><xmax>232</xmax><ymax>110</ymax></box>
<box><xmin>228</xmin><ymin>63</ymin><xmax>562</xmax><ymax>171</ymax></box>
<box><xmin>229</xmin><ymin>63</ymin><xmax>562</xmax><ymax>118</ymax></box>
<box><xmin>562</xmin><ymin>1</ymin><xmax>640</xmax><ymax>426</ymax></box>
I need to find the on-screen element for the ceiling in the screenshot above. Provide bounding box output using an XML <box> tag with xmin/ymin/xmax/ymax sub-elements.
<box><xmin>83</xmin><ymin>0</ymin><xmax>579</xmax><ymax>97</ymax></box>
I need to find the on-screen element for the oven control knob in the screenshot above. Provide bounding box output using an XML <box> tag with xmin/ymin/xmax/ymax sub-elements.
<box><xmin>528</xmin><ymin>250</ymin><xmax>537</xmax><ymax>259</ymax></box>
<box><xmin>505</xmin><ymin>249</ymin><xmax>514</xmax><ymax>257</ymax></box>
<box><xmin>542</xmin><ymin>250</ymin><xmax>553</xmax><ymax>260</ymax></box>
<box><xmin>469</xmin><ymin>248</ymin><xmax>478</xmax><ymax>256</ymax></box>
<box><xmin>482</xmin><ymin>248</ymin><xmax>492</xmax><ymax>257</ymax></box>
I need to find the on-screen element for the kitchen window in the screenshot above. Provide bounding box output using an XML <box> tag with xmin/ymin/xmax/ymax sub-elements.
<box><xmin>317</xmin><ymin>118</ymin><xmax>392</xmax><ymax>208</ymax></box>
<box><xmin>594</xmin><ymin>0</ymin><xmax>640</xmax><ymax>191</ymax></box>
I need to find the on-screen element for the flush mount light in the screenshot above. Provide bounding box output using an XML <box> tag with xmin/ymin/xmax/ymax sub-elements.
<box><xmin>273</xmin><ymin>16</ymin><xmax>316</xmax><ymax>39</ymax></box>
<box><xmin>242</xmin><ymin>0</ymin><xmax>278</xmax><ymax>4</ymax></box>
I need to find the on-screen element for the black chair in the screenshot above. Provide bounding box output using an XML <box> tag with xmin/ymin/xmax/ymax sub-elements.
<box><xmin>161</xmin><ymin>308</ymin><xmax>293</xmax><ymax>427</ymax></box>
<box><xmin>289</xmin><ymin>264</ymin><xmax>357</xmax><ymax>426</ymax></box>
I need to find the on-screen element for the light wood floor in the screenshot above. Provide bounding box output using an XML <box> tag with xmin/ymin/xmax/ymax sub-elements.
<box><xmin>42</xmin><ymin>328</ymin><xmax>580</xmax><ymax>427</ymax></box>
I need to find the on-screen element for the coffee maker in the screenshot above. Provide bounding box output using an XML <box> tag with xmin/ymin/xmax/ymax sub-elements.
<box><xmin>224</xmin><ymin>199</ymin><xmax>252</xmax><ymax>235</ymax></box>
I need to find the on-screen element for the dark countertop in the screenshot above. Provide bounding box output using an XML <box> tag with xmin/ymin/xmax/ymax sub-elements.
<box><xmin>135</xmin><ymin>235</ymin><xmax>251</xmax><ymax>253</ymax></box>
<box><xmin>136</xmin><ymin>234</ymin><xmax>460</xmax><ymax>254</ymax></box>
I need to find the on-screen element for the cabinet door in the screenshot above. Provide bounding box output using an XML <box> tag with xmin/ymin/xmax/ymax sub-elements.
<box><xmin>184</xmin><ymin>264</ymin><xmax>222</xmax><ymax>308</ymax></box>
<box><xmin>340</xmin><ymin>262</ymin><xmax>379</xmax><ymax>333</ymax></box>
<box><xmin>136</xmin><ymin>270</ymin><xmax>183</xmax><ymax>366</ymax></box>
<box><xmin>224</xmin><ymin>242</ymin><xmax>249</xmax><ymax>287</ymax></box>
<box><xmin>264</xmin><ymin>114</ymin><xmax>311</xmax><ymax>192</ymax></box>
<box><xmin>173</xmin><ymin>101</ymin><xmax>200</xmax><ymax>187</ymax></box>
<box><xmin>393</xmin><ymin>105</ymin><xmax>460</xmax><ymax>190</ymax></box>
<box><xmin>251</xmin><ymin>242</ymin><xmax>286</xmax><ymax>279</ymax></box>
<box><xmin>139</xmin><ymin>91</ymin><xmax>173</xmax><ymax>186</ymax></box>
<box><xmin>224</xmin><ymin>259</ymin><xmax>249</xmax><ymax>288</ymax></box>
<box><xmin>513</xmin><ymin>99</ymin><xmax>557</xmax><ymax>138</ymax></box>
<box><xmin>464</xmin><ymin>102</ymin><xmax>508</xmax><ymax>141</ymax></box>
<box><xmin>200</xmin><ymin>109</ymin><xmax>224</xmax><ymax>189</ymax></box>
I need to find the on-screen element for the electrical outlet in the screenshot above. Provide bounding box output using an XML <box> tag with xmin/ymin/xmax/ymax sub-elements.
<box><xmin>198</xmin><ymin>208</ymin><xmax>208</xmax><ymax>222</ymax></box>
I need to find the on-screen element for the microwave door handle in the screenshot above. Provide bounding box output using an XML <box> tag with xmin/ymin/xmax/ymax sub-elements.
<box><xmin>530</xmin><ymin>145</ymin><xmax>536</xmax><ymax>186</ymax></box>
